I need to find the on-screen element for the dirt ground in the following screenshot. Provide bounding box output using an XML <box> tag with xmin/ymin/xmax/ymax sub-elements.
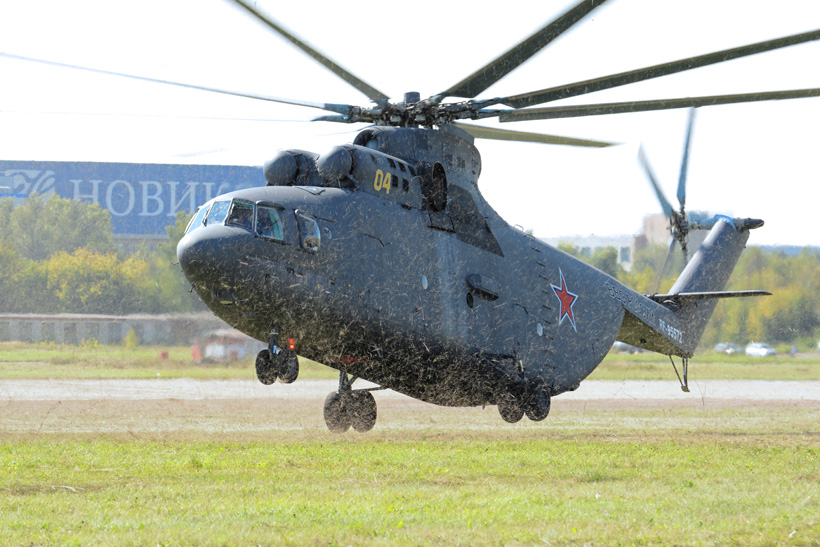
<box><xmin>2</xmin><ymin>379</ymin><xmax>818</xmax><ymax>436</ymax></box>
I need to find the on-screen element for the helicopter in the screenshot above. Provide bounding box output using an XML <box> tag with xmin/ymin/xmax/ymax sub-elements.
<box><xmin>24</xmin><ymin>0</ymin><xmax>816</xmax><ymax>432</ymax></box>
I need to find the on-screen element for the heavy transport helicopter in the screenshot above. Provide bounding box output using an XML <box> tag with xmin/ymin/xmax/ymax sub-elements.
<box><xmin>172</xmin><ymin>0</ymin><xmax>820</xmax><ymax>432</ymax></box>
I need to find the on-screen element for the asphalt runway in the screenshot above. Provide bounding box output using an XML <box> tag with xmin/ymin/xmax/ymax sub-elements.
<box><xmin>2</xmin><ymin>378</ymin><xmax>820</xmax><ymax>403</ymax></box>
<box><xmin>3</xmin><ymin>379</ymin><xmax>818</xmax><ymax>435</ymax></box>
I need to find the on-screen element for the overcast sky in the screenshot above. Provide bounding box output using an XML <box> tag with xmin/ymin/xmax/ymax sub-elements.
<box><xmin>2</xmin><ymin>0</ymin><xmax>819</xmax><ymax>246</ymax></box>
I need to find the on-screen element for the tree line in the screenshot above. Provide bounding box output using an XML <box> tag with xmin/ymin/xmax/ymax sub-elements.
<box><xmin>0</xmin><ymin>194</ymin><xmax>202</xmax><ymax>315</ymax></box>
<box><xmin>560</xmin><ymin>242</ymin><xmax>820</xmax><ymax>348</ymax></box>
<box><xmin>2</xmin><ymin>194</ymin><xmax>817</xmax><ymax>348</ymax></box>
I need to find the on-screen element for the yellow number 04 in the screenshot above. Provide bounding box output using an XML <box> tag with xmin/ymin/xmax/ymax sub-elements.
<box><xmin>374</xmin><ymin>169</ymin><xmax>391</xmax><ymax>194</ymax></box>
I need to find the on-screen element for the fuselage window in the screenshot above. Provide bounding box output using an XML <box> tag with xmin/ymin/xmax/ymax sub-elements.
<box><xmin>296</xmin><ymin>211</ymin><xmax>321</xmax><ymax>252</ymax></box>
<box><xmin>205</xmin><ymin>201</ymin><xmax>230</xmax><ymax>226</ymax></box>
<box><xmin>226</xmin><ymin>200</ymin><xmax>254</xmax><ymax>231</ymax></box>
<box><xmin>256</xmin><ymin>204</ymin><xmax>284</xmax><ymax>241</ymax></box>
<box><xmin>185</xmin><ymin>204</ymin><xmax>210</xmax><ymax>234</ymax></box>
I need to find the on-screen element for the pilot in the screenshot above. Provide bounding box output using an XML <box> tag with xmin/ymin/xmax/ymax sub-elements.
<box><xmin>257</xmin><ymin>207</ymin><xmax>283</xmax><ymax>240</ymax></box>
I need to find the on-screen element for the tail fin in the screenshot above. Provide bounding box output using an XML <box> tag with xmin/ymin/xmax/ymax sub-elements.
<box><xmin>654</xmin><ymin>217</ymin><xmax>764</xmax><ymax>355</ymax></box>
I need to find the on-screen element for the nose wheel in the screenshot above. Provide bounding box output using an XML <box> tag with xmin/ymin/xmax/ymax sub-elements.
<box><xmin>255</xmin><ymin>328</ymin><xmax>299</xmax><ymax>385</ymax></box>
<box><xmin>255</xmin><ymin>348</ymin><xmax>299</xmax><ymax>384</ymax></box>
<box><xmin>324</xmin><ymin>371</ymin><xmax>380</xmax><ymax>433</ymax></box>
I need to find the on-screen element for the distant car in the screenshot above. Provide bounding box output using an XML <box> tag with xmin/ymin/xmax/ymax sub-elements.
<box><xmin>745</xmin><ymin>342</ymin><xmax>777</xmax><ymax>357</ymax></box>
<box><xmin>612</xmin><ymin>341</ymin><xmax>641</xmax><ymax>354</ymax></box>
<box><xmin>714</xmin><ymin>342</ymin><xmax>741</xmax><ymax>355</ymax></box>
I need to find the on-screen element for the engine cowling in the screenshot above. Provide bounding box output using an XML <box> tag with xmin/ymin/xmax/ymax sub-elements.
<box><xmin>263</xmin><ymin>150</ymin><xmax>321</xmax><ymax>186</ymax></box>
<box><xmin>316</xmin><ymin>146</ymin><xmax>354</xmax><ymax>181</ymax></box>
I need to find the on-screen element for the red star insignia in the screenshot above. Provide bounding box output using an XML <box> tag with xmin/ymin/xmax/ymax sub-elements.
<box><xmin>551</xmin><ymin>268</ymin><xmax>578</xmax><ymax>331</ymax></box>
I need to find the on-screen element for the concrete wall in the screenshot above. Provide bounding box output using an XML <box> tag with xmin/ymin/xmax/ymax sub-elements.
<box><xmin>0</xmin><ymin>313</ymin><xmax>228</xmax><ymax>346</ymax></box>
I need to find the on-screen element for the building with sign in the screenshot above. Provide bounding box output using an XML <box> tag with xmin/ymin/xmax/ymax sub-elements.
<box><xmin>0</xmin><ymin>160</ymin><xmax>265</xmax><ymax>252</ymax></box>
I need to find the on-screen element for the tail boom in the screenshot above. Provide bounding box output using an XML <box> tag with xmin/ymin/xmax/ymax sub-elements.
<box><xmin>615</xmin><ymin>217</ymin><xmax>765</xmax><ymax>357</ymax></box>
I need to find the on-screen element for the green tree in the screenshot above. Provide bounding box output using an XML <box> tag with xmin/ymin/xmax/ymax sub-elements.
<box><xmin>701</xmin><ymin>247</ymin><xmax>820</xmax><ymax>346</ymax></box>
<box><xmin>4</xmin><ymin>193</ymin><xmax>114</xmax><ymax>260</ymax></box>
<box><xmin>45</xmin><ymin>249</ymin><xmax>162</xmax><ymax>314</ymax></box>
<box><xmin>558</xmin><ymin>244</ymin><xmax>625</xmax><ymax>283</ymax></box>
<box><xmin>0</xmin><ymin>243</ymin><xmax>53</xmax><ymax>313</ymax></box>
<box><xmin>589</xmin><ymin>247</ymin><xmax>623</xmax><ymax>278</ymax></box>
<box><xmin>149</xmin><ymin>210</ymin><xmax>205</xmax><ymax>312</ymax></box>
<box><xmin>556</xmin><ymin>243</ymin><xmax>580</xmax><ymax>258</ymax></box>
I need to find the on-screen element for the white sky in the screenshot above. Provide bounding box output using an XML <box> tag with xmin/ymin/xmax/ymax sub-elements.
<box><xmin>2</xmin><ymin>0</ymin><xmax>819</xmax><ymax>246</ymax></box>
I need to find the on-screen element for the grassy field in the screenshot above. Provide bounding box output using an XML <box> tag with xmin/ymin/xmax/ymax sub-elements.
<box><xmin>3</xmin><ymin>342</ymin><xmax>820</xmax><ymax>544</ymax></box>
<box><xmin>2</xmin><ymin>341</ymin><xmax>820</xmax><ymax>381</ymax></box>
<box><xmin>2</xmin><ymin>409</ymin><xmax>819</xmax><ymax>545</ymax></box>
<box><xmin>0</xmin><ymin>341</ymin><xmax>337</xmax><ymax>380</ymax></box>
<box><xmin>588</xmin><ymin>351</ymin><xmax>820</xmax><ymax>381</ymax></box>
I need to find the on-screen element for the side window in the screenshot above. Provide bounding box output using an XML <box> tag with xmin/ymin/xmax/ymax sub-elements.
<box><xmin>296</xmin><ymin>211</ymin><xmax>321</xmax><ymax>252</ymax></box>
<box><xmin>256</xmin><ymin>204</ymin><xmax>284</xmax><ymax>240</ymax></box>
<box><xmin>185</xmin><ymin>204</ymin><xmax>210</xmax><ymax>234</ymax></box>
<box><xmin>226</xmin><ymin>200</ymin><xmax>254</xmax><ymax>231</ymax></box>
<box><xmin>205</xmin><ymin>201</ymin><xmax>230</xmax><ymax>226</ymax></box>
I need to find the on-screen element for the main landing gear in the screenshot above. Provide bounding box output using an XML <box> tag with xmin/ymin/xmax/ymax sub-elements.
<box><xmin>255</xmin><ymin>329</ymin><xmax>299</xmax><ymax>385</ymax></box>
<box><xmin>496</xmin><ymin>383</ymin><xmax>551</xmax><ymax>423</ymax></box>
<box><xmin>324</xmin><ymin>371</ymin><xmax>381</xmax><ymax>433</ymax></box>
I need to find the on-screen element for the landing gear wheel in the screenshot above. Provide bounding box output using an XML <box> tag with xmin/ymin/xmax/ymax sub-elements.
<box><xmin>350</xmin><ymin>391</ymin><xmax>377</xmax><ymax>432</ymax></box>
<box><xmin>497</xmin><ymin>392</ymin><xmax>524</xmax><ymax>423</ymax></box>
<box><xmin>255</xmin><ymin>349</ymin><xmax>277</xmax><ymax>385</ymax></box>
<box><xmin>278</xmin><ymin>352</ymin><xmax>299</xmax><ymax>384</ymax></box>
<box><xmin>524</xmin><ymin>386</ymin><xmax>551</xmax><ymax>422</ymax></box>
<box><xmin>323</xmin><ymin>392</ymin><xmax>351</xmax><ymax>434</ymax></box>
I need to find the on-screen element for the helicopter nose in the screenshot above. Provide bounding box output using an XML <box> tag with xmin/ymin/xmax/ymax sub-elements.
<box><xmin>177</xmin><ymin>233</ymin><xmax>198</xmax><ymax>282</ymax></box>
<box><xmin>177</xmin><ymin>231</ymin><xmax>221</xmax><ymax>286</ymax></box>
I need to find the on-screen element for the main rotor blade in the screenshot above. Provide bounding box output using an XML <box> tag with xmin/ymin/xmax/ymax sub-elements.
<box><xmin>677</xmin><ymin>108</ymin><xmax>697</xmax><ymax>208</ymax></box>
<box><xmin>441</xmin><ymin>0</ymin><xmax>608</xmax><ymax>100</ymax></box>
<box><xmin>0</xmin><ymin>53</ymin><xmax>353</xmax><ymax>115</ymax></box>
<box><xmin>452</xmin><ymin>122</ymin><xmax>615</xmax><ymax>147</ymax></box>
<box><xmin>500</xmin><ymin>28</ymin><xmax>820</xmax><ymax>109</ymax></box>
<box><xmin>638</xmin><ymin>145</ymin><xmax>676</xmax><ymax>219</ymax></box>
<box><xmin>229</xmin><ymin>0</ymin><xmax>389</xmax><ymax>103</ymax></box>
<box><xmin>499</xmin><ymin>88</ymin><xmax>820</xmax><ymax>121</ymax></box>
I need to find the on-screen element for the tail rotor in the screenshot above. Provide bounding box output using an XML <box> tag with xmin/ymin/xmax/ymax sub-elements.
<box><xmin>638</xmin><ymin>108</ymin><xmax>697</xmax><ymax>272</ymax></box>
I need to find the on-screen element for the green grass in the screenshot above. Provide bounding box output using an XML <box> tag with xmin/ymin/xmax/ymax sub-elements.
<box><xmin>3</xmin><ymin>341</ymin><xmax>820</xmax><ymax>381</ymax></box>
<box><xmin>3</xmin><ymin>350</ymin><xmax>819</xmax><ymax>544</ymax></box>
<box><xmin>590</xmin><ymin>351</ymin><xmax>820</xmax><ymax>381</ymax></box>
<box><xmin>2</xmin><ymin>416</ymin><xmax>819</xmax><ymax>546</ymax></box>
<box><xmin>0</xmin><ymin>341</ymin><xmax>337</xmax><ymax>380</ymax></box>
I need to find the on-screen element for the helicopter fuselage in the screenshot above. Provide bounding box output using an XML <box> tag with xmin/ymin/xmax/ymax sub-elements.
<box><xmin>177</xmin><ymin>126</ymin><xmax>637</xmax><ymax>407</ymax></box>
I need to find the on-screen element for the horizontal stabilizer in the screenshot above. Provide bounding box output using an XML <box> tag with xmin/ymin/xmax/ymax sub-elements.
<box><xmin>647</xmin><ymin>290</ymin><xmax>771</xmax><ymax>304</ymax></box>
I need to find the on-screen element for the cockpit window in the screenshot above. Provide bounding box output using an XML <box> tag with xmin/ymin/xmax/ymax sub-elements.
<box><xmin>256</xmin><ymin>203</ymin><xmax>284</xmax><ymax>241</ymax></box>
<box><xmin>185</xmin><ymin>204</ymin><xmax>210</xmax><ymax>235</ymax></box>
<box><xmin>226</xmin><ymin>200</ymin><xmax>254</xmax><ymax>231</ymax></box>
<box><xmin>296</xmin><ymin>211</ymin><xmax>321</xmax><ymax>252</ymax></box>
<box><xmin>205</xmin><ymin>201</ymin><xmax>230</xmax><ymax>226</ymax></box>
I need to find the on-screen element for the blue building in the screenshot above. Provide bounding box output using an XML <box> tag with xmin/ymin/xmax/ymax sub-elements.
<box><xmin>0</xmin><ymin>160</ymin><xmax>264</xmax><ymax>252</ymax></box>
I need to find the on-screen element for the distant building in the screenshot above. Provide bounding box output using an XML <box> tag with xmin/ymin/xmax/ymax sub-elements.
<box><xmin>0</xmin><ymin>160</ymin><xmax>264</xmax><ymax>253</ymax></box>
<box><xmin>541</xmin><ymin>212</ymin><xmax>709</xmax><ymax>272</ymax></box>
<box><xmin>0</xmin><ymin>313</ymin><xmax>229</xmax><ymax>345</ymax></box>
<box><xmin>542</xmin><ymin>233</ymin><xmax>637</xmax><ymax>271</ymax></box>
